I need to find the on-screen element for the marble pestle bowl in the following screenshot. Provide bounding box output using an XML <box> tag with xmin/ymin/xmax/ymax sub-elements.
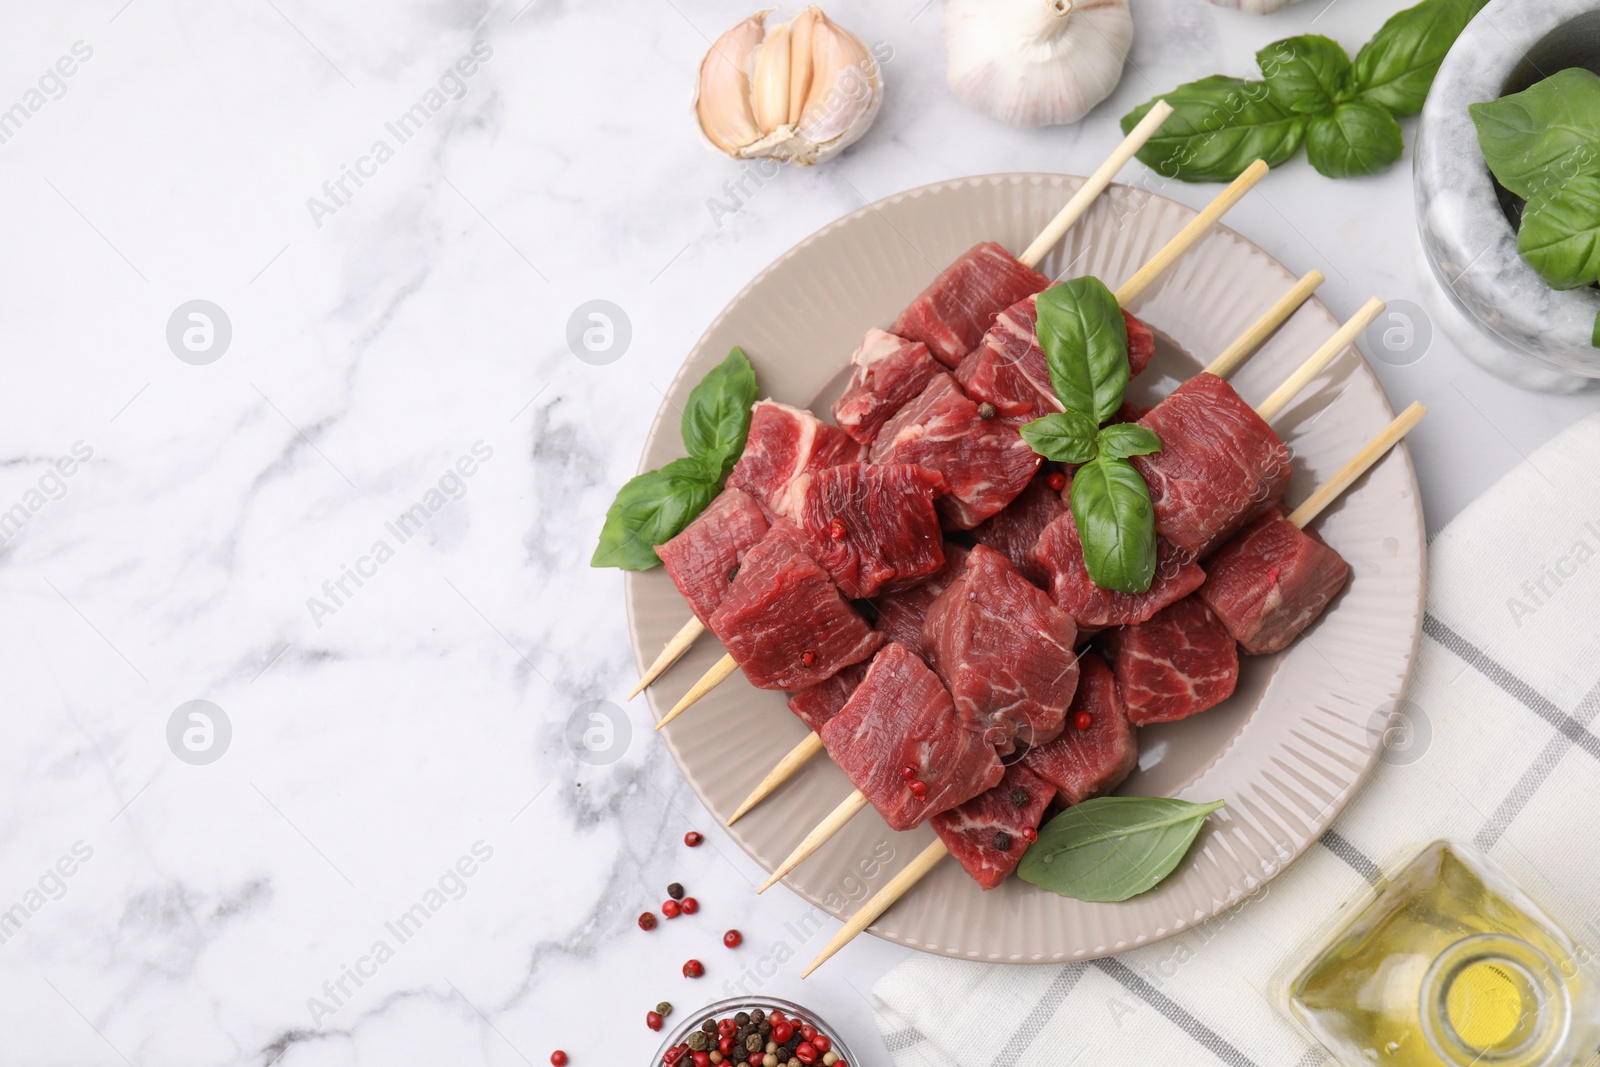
<box><xmin>1415</xmin><ymin>0</ymin><xmax>1600</xmax><ymax>392</ymax></box>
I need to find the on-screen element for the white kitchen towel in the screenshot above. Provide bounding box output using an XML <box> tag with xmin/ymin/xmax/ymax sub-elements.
<box><xmin>873</xmin><ymin>413</ymin><xmax>1600</xmax><ymax>1067</ymax></box>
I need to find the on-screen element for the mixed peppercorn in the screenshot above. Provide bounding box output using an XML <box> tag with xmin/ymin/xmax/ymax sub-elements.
<box><xmin>661</xmin><ymin>1007</ymin><xmax>846</xmax><ymax>1067</ymax></box>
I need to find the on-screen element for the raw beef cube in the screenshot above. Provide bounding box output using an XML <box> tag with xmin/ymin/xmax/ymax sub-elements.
<box><xmin>1113</xmin><ymin>400</ymin><xmax>1149</xmax><ymax>424</ymax></box>
<box><xmin>788</xmin><ymin>660</ymin><xmax>869</xmax><ymax>734</ymax></box>
<box><xmin>1198</xmin><ymin>510</ymin><xmax>1350</xmax><ymax>655</ymax></box>
<box><xmin>873</xmin><ymin>544</ymin><xmax>971</xmax><ymax>660</ymax></box>
<box><xmin>656</xmin><ymin>488</ymin><xmax>771</xmax><ymax>623</ymax></box>
<box><xmin>1131</xmin><ymin>374</ymin><xmax>1293</xmax><ymax>558</ymax></box>
<box><xmin>727</xmin><ymin>400</ymin><xmax>864</xmax><ymax>522</ymax></box>
<box><xmin>797</xmin><ymin>463</ymin><xmax>946</xmax><ymax>599</ymax></box>
<box><xmin>956</xmin><ymin>295</ymin><xmax>1157</xmax><ymax>421</ymax></box>
<box><xmin>820</xmin><ymin>642</ymin><xmax>1004</xmax><ymax>831</ymax></box>
<box><xmin>923</xmin><ymin>545</ymin><xmax>1078</xmax><ymax>755</ymax></box>
<box><xmin>1100</xmin><ymin>597</ymin><xmax>1239</xmax><ymax>725</ymax></box>
<box><xmin>707</xmin><ymin>523</ymin><xmax>883</xmax><ymax>690</ymax></box>
<box><xmin>1030</xmin><ymin>511</ymin><xmax>1206</xmax><ymax>628</ymax></box>
<box><xmin>1023</xmin><ymin>653</ymin><xmax>1139</xmax><ymax>806</ymax></box>
<box><xmin>890</xmin><ymin>242</ymin><xmax>1051</xmax><ymax>367</ymax></box>
<box><xmin>868</xmin><ymin>374</ymin><xmax>1041</xmax><ymax>530</ymax></box>
<box><xmin>833</xmin><ymin>329</ymin><xmax>944</xmax><ymax>445</ymax></box>
<box><xmin>970</xmin><ymin>473</ymin><xmax>1068</xmax><ymax>584</ymax></box>
<box><xmin>931</xmin><ymin>762</ymin><xmax>1053</xmax><ymax>889</ymax></box>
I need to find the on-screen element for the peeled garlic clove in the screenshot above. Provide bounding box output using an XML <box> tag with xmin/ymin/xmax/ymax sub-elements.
<box><xmin>696</xmin><ymin>11</ymin><xmax>767</xmax><ymax>156</ymax></box>
<box><xmin>1206</xmin><ymin>0</ymin><xmax>1303</xmax><ymax>12</ymax></box>
<box><xmin>694</xmin><ymin>6</ymin><xmax>882</xmax><ymax>166</ymax></box>
<box><xmin>943</xmin><ymin>0</ymin><xmax>1133</xmax><ymax>128</ymax></box>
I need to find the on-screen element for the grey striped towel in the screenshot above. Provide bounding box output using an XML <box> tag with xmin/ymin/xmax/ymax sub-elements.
<box><xmin>873</xmin><ymin>414</ymin><xmax>1600</xmax><ymax>1066</ymax></box>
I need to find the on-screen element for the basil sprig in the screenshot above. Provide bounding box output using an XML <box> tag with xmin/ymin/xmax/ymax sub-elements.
<box><xmin>1020</xmin><ymin>278</ymin><xmax>1162</xmax><ymax>595</ymax></box>
<box><xmin>1471</xmin><ymin>70</ymin><xmax>1600</xmax><ymax>349</ymax></box>
<box><xmin>1017</xmin><ymin>796</ymin><xmax>1225</xmax><ymax>903</ymax></box>
<box><xmin>1121</xmin><ymin>0</ymin><xmax>1487</xmax><ymax>183</ymax></box>
<box><xmin>592</xmin><ymin>347</ymin><xmax>757</xmax><ymax>570</ymax></box>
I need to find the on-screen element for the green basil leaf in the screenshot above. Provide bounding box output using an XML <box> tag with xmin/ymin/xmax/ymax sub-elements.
<box><xmin>1350</xmin><ymin>0</ymin><xmax>1488</xmax><ymax>118</ymax></box>
<box><xmin>1592</xmin><ymin>308</ymin><xmax>1600</xmax><ymax>350</ymax></box>
<box><xmin>1258</xmin><ymin>35</ymin><xmax>1353</xmax><ymax>115</ymax></box>
<box><xmin>1018</xmin><ymin>797</ymin><xmax>1227</xmax><ymax>903</ymax></box>
<box><xmin>1069</xmin><ymin>456</ymin><xmax>1157</xmax><ymax>594</ymax></box>
<box><xmin>1469</xmin><ymin>69</ymin><xmax>1600</xmax><ymax>201</ymax></box>
<box><xmin>1035</xmin><ymin>278</ymin><xmax>1129</xmax><ymax>425</ymax></box>
<box><xmin>1121</xmin><ymin>76</ymin><xmax>1306</xmax><ymax>183</ymax></box>
<box><xmin>681</xmin><ymin>346</ymin><xmax>758</xmax><ymax>478</ymax></box>
<box><xmin>1020</xmin><ymin>411</ymin><xmax>1100</xmax><ymax>465</ymax></box>
<box><xmin>1305</xmin><ymin>101</ymin><xmax>1406</xmax><ymax>179</ymax></box>
<box><xmin>591</xmin><ymin>456</ymin><xmax>719</xmax><ymax>570</ymax></box>
<box><xmin>1517</xmin><ymin>176</ymin><xmax>1600</xmax><ymax>291</ymax></box>
<box><xmin>1098</xmin><ymin>422</ymin><xmax>1162</xmax><ymax>461</ymax></box>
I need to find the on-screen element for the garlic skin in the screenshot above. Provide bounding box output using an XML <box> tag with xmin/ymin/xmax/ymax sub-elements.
<box><xmin>695</xmin><ymin>7</ymin><xmax>883</xmax><ymax>166</ymax></box>
<box><xmin>1206</xmin><ymin>0</ymin><xmax>1304</xmax><ymax>12</ymax></box>
<box><xmin>944</xmin><ymin>0</ymin><xmax>1133</xmax><ymax>128</ymax></box>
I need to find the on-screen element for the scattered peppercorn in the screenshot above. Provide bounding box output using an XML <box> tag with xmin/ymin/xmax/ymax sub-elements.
<box><xmin>663</xmin><ymin>899</ymin><xmax>682</xmax><ymax>919</ymax></box>
<box><xmin>684</xmin><ymin>958</ymin><xmax>705</xmax><ymax>978</ymax></box>
<box><xmin>977</xmin><ymin>401</ymin><xmax>998</xmax><ymax>420</ymax></box>
<box><xmin>668</xmin><ymin>882</ymin><xmax>685</xmax><ymax>900</ymax></box>
<box><xmin>701</xmin><ymin>1019</ymin><xmax>718</xmax><ymax>1034</ymax></box>
<box><xmin>1009</xmin><ymin>788</ymin><xmax>1029</xmax><ymax>807</ymax></box>
<box><xmin>900</xmin><ymin>764</ymin><xmax>917</xmax><ymax>780</ymax></box>
<box><xmin>640</xmin><ymin>911</ymin><xmax>658</xmax><ymax>931</ymax></box>
<box><xmin>1047</xmin><ymin>471</ymin><xmax>1068</xmax><ymax>491</ymax></box>
<box><xmin>723</xmin><ymin>929</ymin><xmax>742</xmax><ymax>948</ymax></box>
<box><xmin>681</xmin><ymin>896</ymin><xmax>699</xmax><ymax>914</ymax></box>
<box><xmin>908</xmin><ymin>779</ymin><xmax>927</xmax><ymax>798</ymax></box>
<box><xmin>828</xmin><ymin>517</ymin><xmax>846</xmax><ymax>540</ymax></box>
<box><xmin>685</xmin><ymin>831</ymin><xmax>704</xmax><ymax>847</ymax></box>
<box><xmin>551</xmin><ymin>1054</ymin><xmax>568</xmax><ymax>1067</ymax></box>
<box><xmin>659</xmin><ymin>1002</ymin><xmax>675</xmax><ymax>1017</ymax></box>
<box><xmin>648</xmin><ymin>1011</ymin><xmax>665</xmax><ymax>1032</ymax></box>
<box><xmin>1023</xmin><ymin>827</ymin><xmax>1038</xmax><ymax>842</ymax></box>
<box><xmin>993</xmin><ymin>831</ymin><xmax>1013</xmax><ymax>851</ymax></box>
<box><xmin>801</xmin><ymin>649</ymin><xmax>818</xmax><ymax>668</ymax></box>
<box><xmin>1074</xmin><ymin>710</ymin><xmax>1093</xmax><ymax>731</ymax></box>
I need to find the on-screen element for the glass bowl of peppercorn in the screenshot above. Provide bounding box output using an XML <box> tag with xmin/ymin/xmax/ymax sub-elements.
<box><xmin>652</xmin><ymin>997</ymin><xmax>855</xmax><ymax>1067</ymax></box>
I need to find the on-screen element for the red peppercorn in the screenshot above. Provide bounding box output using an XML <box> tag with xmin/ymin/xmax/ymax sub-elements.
<box><xmin>908</xmin><ymin>780</ymin><xmax>927</xmax><ymax>798</ymax></box>
<box><xmin>836</xmin><ymin>1060</ymin><xmax>848</xmax><ymax>1067</ymax></box>
<box><xmin>828</xmin><ymin>517</ymin><xmax>847</xmax><ymax>540</ymax></box>
<box><xmin>647</xmin><ymin>1011</ymin><xmax>664</xmax><ymax>1032</ymax></box>
<box><xmin>684</xmin><ymin>831</ymin><xmax>704</xmax><ymax>847</ymax></box>
<box><xmin>1023</xmin><ymin>827</ymin><xmax>1038</xmax><ymax>842</ymax></box>
<box><xmin>812</xmin><ymin>1036</ymin><xmax>831</xmax><ymax>1055</ymax></box>
<box><xmin>801</xmin><ymin>648</ymin><xmax>818</xmax><ymax>668</ymax></box>
<box><xmin>1047</xmin><ymin>471</ymin><xmax>1067</xmax><ymax>491</ymax></box>
<box><xmin>901</xmin><ymin>764</ymin><xmax>917</xmax><ymax>780</ymax></box>
<box><xmin>723</xmin><ymin>929</ymin><xmax>742</xmax><ymax>948</ymax></box>
<box><xmin>718</xmin><ymin>1019</ymin><xmax>737</xmax><ymax>1037</ymax></box>
<box><xmin>662</xmin><ymin>899</ymin><xmax>682</xmax><ymax>919</ymax></box>
<box><xmin>664</xmin><ymin>1047</ymin><xmax>687</xmax><ymax>1067</ymax></box>
<box><xmin>692</xmin><ymin>1052</ymin><xmax>710</xmax><ymax>1067</ymax></box>
<box><xmin>680</xmin><ymin>896</ymin><xmax>699</xmax><ymax>914</ymax></box>
<box><xmin>771</xmin><ymin>1021</ymin><xmax>794</xmax><ymax>1044</ymax></box>
<box><xmin>796</xmin><ymin>1042</ymin><xmax>818</xmax><ymax>1065</ymax></box>
<box><xmin>747</xmin><ymin>1054</ymin><xmax>763</xmax><ymax>1066</ymax></box>
<box><xmin>639</xmin><ymin>911</ymin><xmax>657</xmax><ymax>931</ymax></box>
<box><xmin>800</xmin><ymin>1024</ymin><xmax>817</xmax><ymax>1042</ymax></box>
<box><xmin>719</xmin><ymin>1036</ymin><xmax>734</xmax><ymax>1055</ymax></box>
<box><xmin>551</xmin><ymin>1054</ymin><xmax>568</xmax><ymax>1067</ymax></box>
<box><xmin>1074</xmin><ymin>710</ymin><xmax>1093</xmax><ymax>731</ymax></box>
<box><xmin>769</xmin><ymin>1011</ymin><xmax>786</xmax><ymax>1024</ymax></box>
<box><xmin>682</xmin><ymin>958</ymin><xmax>704</xmax><ymax>978</ymax></box>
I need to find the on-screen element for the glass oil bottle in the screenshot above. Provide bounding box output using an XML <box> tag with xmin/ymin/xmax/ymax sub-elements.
<box><xmin>1282</xmin><ymin>841</ymin><xmax>1600</xmax><ymax>1066</ymax></box>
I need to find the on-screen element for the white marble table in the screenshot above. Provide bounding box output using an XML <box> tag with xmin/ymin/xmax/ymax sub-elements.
<box><xmin>3</xmin><ymin>1</ymin><xmax>1596</xmax><ymax>1065</ymax></box>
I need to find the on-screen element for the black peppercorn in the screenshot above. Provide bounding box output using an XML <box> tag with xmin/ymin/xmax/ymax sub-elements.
<box><xmin>994</xmin><ymin>831</ymin><xmax>1014</xmax><ymax>851</ymax></box>
<box><xmin>701</xmin><ymin>1018</ymin><xmax>717</xmax><ymax>1034</ymax></box>
<box><xmin>1010</xmin><ymin>788</ymin><xmax>1028</xmax><ymax>808</ymax></box>
<box><xmin>727</xmin><ymin>564</ymin><xmax>740</xmax><ymax>582</ymax></box>
<box><xmin>734</xmin><ymin>1012</ymin><xmax>750</xmax><ymax>1026</ymax></box>
<box><xmin>977</xmin><ymin>401</ymin><xmax>998</xmax><ymax>420</ymax></box>
<box><xmin>669</xmin><ymin>882</ymin><xmax>686</xmax><ymax>901</ymax></box>
<box><xmin>749</xmin><ymin>1009</ymin><xmax>765</xmax><ymax>1024</ymax></box>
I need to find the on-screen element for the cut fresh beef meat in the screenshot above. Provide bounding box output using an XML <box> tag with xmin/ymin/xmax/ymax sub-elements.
<box><xmin>874</xmin><ymin>544</ymin><xmax>971</xmax><ymax>660</ymax></box>
<box><xmin>1131</xmin><ymin>374</ymin><xmax>1293</xmax><ymax>558</ymax></box>
<box><xmin>1023</xmin><ymin>653</ymin><xmax>1139</xmax><ymax>805</ymax></box>
<box><xmin>833</xmin><ymin>329</ymin><xmax>944</xmax><ymax>445</ymax></box>
<box><xmin>970</xmin><ymin>473</ymin><xmax>1067</xmax><ymax>584</ymax></box>
<box><xmin>707</xmin><ymin>523</ymin><xmax>883</xmax><ymax>690</ymax></box>
<box><xmin>868</xmin><ymin>374</ymin><xmax>1041</xmax><ymax>530</ymax></box>
<box><xmin>820</xmin><ymin>642</ymin><xmax>1004</xmax><ymax>831</ymax></box>
<box><xmin>656</xmin><ymin>488</ymin><xmax>771</xmax><ymax>624</ymax></box>
<box><xmin>924</xmin><ymin>545</ymin><xmax>1078</xmax><ymax>755</ymax></box>
<box><xmin>788</xmin><ymin>661</ymin><xmax>869</xmax><ymax>734</ymax></box>
<box><xmin>1100</xmin><ymin>597</ymin><xmax>1238</xmax><ymax>725</ymax></box>
<box><xmin>890</xmin><ymin>242</ymin><xmax>1051</xmax><ymax>367</ymax></box>
<box><xmin>1030</xmin><ymin>510</ymin><xmax>1206</xmax><ymax>628</ymax></box>
<box><xmin>726</xmin><ymin>400</ymin><xmax>864</xmax><ymax>521</ymax></box>
<box><xmin>797</xmin><ymin>463</ymin><xmax>946</xmax><ymax>598</ymax></box>
<box><xmin>931</xmin><ymin>762</ymin><xmax>1053</xmax><ymax>889</ymax></box>
<box><xmin>1198</xmin><ymin>510</ymin><xmax>1350</xmax><ymax>655</ymax></box>
<box><xmin>957</xmin><ymin>294</ymin><xmax>1157</xmax><ymax>421</ymax></box>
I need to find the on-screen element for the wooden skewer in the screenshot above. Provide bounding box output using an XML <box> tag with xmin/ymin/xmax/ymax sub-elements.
<box><xmin>800</xmin><ymin>402</ymin><xmax>1429</xmax><ymax>977</ymax></box>
<box><xmin>725</xmin><ymin>270</ymin><xmax>1324</xmax><ymax>824</ymax></box>
<box><xmin>660</xmin><ymin>165</ymin><xmax>1274</xmax><ymax>727</ymax></box>
<box><xmin>1115</xmin><ymin>159</ymin><xmax>1270</xmax><ymax>307</ymax></box>
<box><xmin>634</xmin><ymin>109</ymin><xmax>1179</xmax><ymax>704</ymax></box>
<box><xmin>756</xmin><ymin>792</ymin><xmax>869</xmax><ymax>893</ymax></box>
<box><xmin>727</xmin><ymin>732</ymin><xmax>825</xmax><ymax>825</ymax></box>
<box><xmin>628</xmin><ymin>617</ymin><xmax>704</xmax><ymax>700</ymax></box>
<box><xmin>1018</xmin><ymin>102</ymin><xmax>1174</xmax><ymax>269</ymax></box>
<box><xmin>1255</xmin><ymin>298</ymin><xmax>1385</xmax><ymax>423</ymax></box>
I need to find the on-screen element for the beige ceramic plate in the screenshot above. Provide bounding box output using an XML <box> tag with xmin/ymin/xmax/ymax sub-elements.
<box><xmin>626</xmin><ymin>174</ymin><xmax>1425</xmax><ymax>962</ymax></box>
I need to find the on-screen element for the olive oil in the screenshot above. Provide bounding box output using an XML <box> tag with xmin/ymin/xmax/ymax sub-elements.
<box><xmin>1284</xmin><ymin>842</ymin><xmax>1600</xmax><ymax>1066</ymax></box>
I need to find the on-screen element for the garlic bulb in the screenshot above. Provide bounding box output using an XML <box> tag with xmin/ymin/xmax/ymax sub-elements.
<box><xmin>696</xmin><ymin>7</ymin><xmax>883</xmax><ymax>165</ymax></box>
<box><xmin>944</xmin><ymin>0</ymin><xmax>1133</xmax><ymax>128</ymax></box>
<box><xmin>1207</xmin><ymin>0</ymin><xmax>1304</xmax><ymax>12</ymax></box>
